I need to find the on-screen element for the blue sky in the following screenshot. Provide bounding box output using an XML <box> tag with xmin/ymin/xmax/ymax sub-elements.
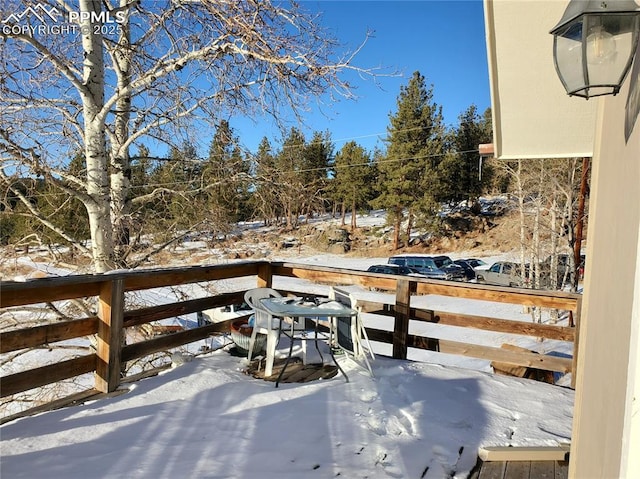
<box><xmin>230</xmin><ymin>0</ymin><xmax>490</xmax><ymax>155</ymax></box>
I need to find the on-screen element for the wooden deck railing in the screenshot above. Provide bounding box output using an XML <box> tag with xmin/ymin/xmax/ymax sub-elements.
<box><xmin>0</xmin><ymin>260</ymin><xmax>581</xmax><ymax>416</ymax></box>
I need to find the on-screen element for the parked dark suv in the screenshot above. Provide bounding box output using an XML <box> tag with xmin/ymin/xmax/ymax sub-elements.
<box><xmin>388</xmin><ymin>254</ymin><xmax>464</xmax><ymax>280</ymax></box>
<box><xmin>453</xmin><ymin>259</ymin><xmax>477</xmax><ymax>280</ymax></box>
<box><xmin>366</xmin><ymin>264</ymin><xmax>426</xmax><ymax>277</ymax></box>
<box><xmin>431</xmin><ymin>255</ymin><xmax>466</xmax><ymax>280</ymax></box>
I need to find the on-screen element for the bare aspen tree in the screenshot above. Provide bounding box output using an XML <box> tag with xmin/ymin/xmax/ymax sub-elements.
<box><xmin>490</xmin><ymin>156</ymin><xmax>587</xmax><ymax>327</ymax></box>
<box><xmin>1</xmin><ymin>0</ymin><xmax>375</xmax><ymax>272</ymax></box>
<box><xmin>491</xmin><ymin>159</ymin><xmax>530</xmax><ymax>286</ymax></box>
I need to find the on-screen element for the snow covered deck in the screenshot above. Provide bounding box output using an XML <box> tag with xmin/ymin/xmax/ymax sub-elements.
<box><xmin>1</xmin><ymin>261</ymin><xmax>579</xmax><ymax>477</ymax></box>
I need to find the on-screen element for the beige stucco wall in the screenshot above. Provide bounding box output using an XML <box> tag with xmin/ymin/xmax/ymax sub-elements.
<box><xmin>569</xmin><ymin>73</ymin><xmax>640</xmax><ymax>478</ymax></box>
<box><xmin>484</xmin><ymin>0</ymin><xmax>597</xmax><ymax>160</ymax></box>
<box><xmin>625</xmin><ymin>228</ymin><xmax>640</xmax><ymax>478</ymax></box>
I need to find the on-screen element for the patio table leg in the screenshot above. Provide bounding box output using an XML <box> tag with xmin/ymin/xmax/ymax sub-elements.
<box><xmin>275</xmin><ymin>332</ymin><xmax>297</xmax><ymax>387</ymax></box>
<box><xmin>263</xmin><ymin>330</ymin><xmax>279</xmax><ymax>378</ymax></box>
<box><xmin>330</xmin><ymin>348</ymin><xmax>349</xmax><ymax>383</ymax></box>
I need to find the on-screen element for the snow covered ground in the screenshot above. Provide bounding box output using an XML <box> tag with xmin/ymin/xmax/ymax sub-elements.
<box><xmin>1</xmin><ymin>350</ymin><xmax>573</xmax><ymax>479</ymax></box>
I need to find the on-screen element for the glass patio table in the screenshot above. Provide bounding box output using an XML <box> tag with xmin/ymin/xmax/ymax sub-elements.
<box><xmin>259</xmin><ymin>296</ymin><xmax>356</xmax><ymax>387</ymax></box>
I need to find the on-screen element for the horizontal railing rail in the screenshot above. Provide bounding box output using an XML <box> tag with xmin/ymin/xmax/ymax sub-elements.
<box><xmin>271</xmin><ymin>261</ymin><xmax>579</xmax><ymax>376</ymax></box>
<box><xmin>1</xmin><ymin>260</ymin><xmax>581</xmax><ymax>419</ymax></box>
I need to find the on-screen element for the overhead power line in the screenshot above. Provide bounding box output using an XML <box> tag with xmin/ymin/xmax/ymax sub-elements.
<box><xmin>2</xmin><ymin>147</ymin><xmax>482</xmax><ymax>200</ymax></box>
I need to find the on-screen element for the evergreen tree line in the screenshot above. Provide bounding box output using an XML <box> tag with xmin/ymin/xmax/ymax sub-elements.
<box><xmin>1</xmin><ymin>72</ymin><xmax>494</xmax><ymax>255</ymax></box>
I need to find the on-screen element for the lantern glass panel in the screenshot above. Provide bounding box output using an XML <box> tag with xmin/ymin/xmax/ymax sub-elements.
<box><xmin>554</xmin><ymin>20</ymin><xmax>586</xmax><ymax>94</ymax></box>
<box><xmin>585</xmin><ymin>14</ymin><xmax>637</xmax><ymax>89</ymax></box>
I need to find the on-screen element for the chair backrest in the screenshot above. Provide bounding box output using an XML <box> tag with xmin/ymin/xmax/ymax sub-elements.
<box><xmin>329</xmin><ymin>286</ymin><xmax>358</xmax><ymax>352</ymax></box>
<box><xmin>244</xmin><ymin>288</ymin><xmax>282</xmax><ymax>310</ymax></box>
<box><xmin>330</xmin><ymin>287</ymin><xmax>355</xmax><ymax>309</ymax></box>
<box><xmin>328</xmin><ymin>287</ymin><xmax>374</xmax><ymax>375</ymax></box>
<box><xmin>243</xmin><ymin>288</ymin><xmax>284</xmax><ymax>332</ymax></box>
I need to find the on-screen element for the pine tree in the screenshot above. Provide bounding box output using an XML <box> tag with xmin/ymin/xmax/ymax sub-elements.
<box><xmin>203</xmin><ymin>121</ymin><xmax>250</xmax><ymax>229</ymax></box>
<box><xmin>148</xmin><ymin>142</ymin><xmax>201</xmax><ymax>238</ymax></box>
<box><xmin>131</xmin><ymin>145</ymin><xmax>152</xmax><ymax>193</ymax></box>
<box><xmin>276</xmin><ymin>128</ymin><xmax>307</xmax><ymax>229</ymax></box>
<box><xmin>301</xmin><ymin>131</ymin><xmax>333</xmax><ymax>220</ymax></box>
<box><xmin>435</xmin><ymin>105</ymin><xmax>493</xmax><ymax>205</ymax></box>
<box><xmin>253</xmin><ymin>137</ymin><xmax>280</xmax><ymax>225</ymax></box>
<box><xmin>372</xmin><ymin>71</ymin><xmax>446</xmax><ymax>249</ymax></box>
<box><xmin>334</xmin><ymin>141</ymin><xmax>372</xmax><ymax>229</ymax></box>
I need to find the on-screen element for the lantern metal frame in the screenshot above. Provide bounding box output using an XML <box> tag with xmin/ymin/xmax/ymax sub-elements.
<box><xmin>550</xmin><ymin>0</ymin><xmax>640</xmax><ymax>99</ymax></box>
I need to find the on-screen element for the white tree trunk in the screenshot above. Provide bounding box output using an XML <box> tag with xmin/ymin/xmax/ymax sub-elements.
<box><xmin>110</xmin><ymin>5</ymin><xmax>133</xmax><ymax>266</ymax></box>
<box><xmin>80</xmin><ymin>0</ymin><xmax>114</xmax><ymax>273</ymax></box>
<box><xmin>550</xmin><ymin>198</ymin><xmax>559</xmax><ymax>289</ymax></box>
<box><xmin>532</xmin><ymin>199</ymin><xmax>541</xmax><ymax>289</ymax></box>
<box><xmin>517</xmin><ymin>160</ymin><xmax>527</xmax><ymax>283</ymax></box>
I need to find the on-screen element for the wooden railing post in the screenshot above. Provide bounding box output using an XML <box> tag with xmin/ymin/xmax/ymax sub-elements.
<box><xmin>95</xmin><ymin>278</ymin><xmax>125</xmax><ymax>393</ymax></box>
<box><xmin>571</xmin><ymin>297</ymin><xmax>582</xmax><ymax>389</ymax></box>
<box><xmin>257</xmin><ymin>262</ymin><xmax>273</xmax><ymax>288</ymax></box>
<box><xmin>392</xmin><ymin>279</ymin><xmax>414</xmax><ymax>360</ymax></box>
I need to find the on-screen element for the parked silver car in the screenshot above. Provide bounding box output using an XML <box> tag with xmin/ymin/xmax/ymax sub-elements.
<box><xmin>474</xmin><ymin>261</ymin><xmax>530</xmax><ymax>287</ymax></box>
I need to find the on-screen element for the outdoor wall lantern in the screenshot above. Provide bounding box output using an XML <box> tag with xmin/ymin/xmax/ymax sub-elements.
<box><xmin>550</xmin><ymin>0</ymin><xmax>640</xmax><ymax>99</ymax></box>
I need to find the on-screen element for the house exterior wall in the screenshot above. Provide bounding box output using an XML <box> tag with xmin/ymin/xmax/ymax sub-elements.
<box><xmin>570</xmin><ymin>75</ymin><xmax>640</xmax><ymax>479</ymax></box>
<box><xmin>626</xmin><ymin>232</ymin><xmax>640</xmax><ymax>478</ymax></box>
<box><xmin>483</xmin><ymin>0</ymin><xmax>596</xmax><ymax>160</ymax></box>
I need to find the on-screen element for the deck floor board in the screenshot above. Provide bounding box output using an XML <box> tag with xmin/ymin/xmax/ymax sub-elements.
<box><xmin>472</xmin><ymin>461</ymin><xmax>569</xmax><ymax>479</ymax></box>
